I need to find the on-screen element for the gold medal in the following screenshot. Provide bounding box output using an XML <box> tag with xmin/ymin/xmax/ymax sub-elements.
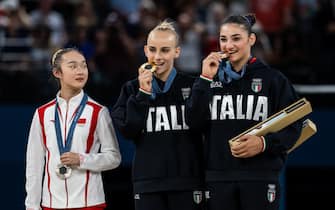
<box><xmin>219</xmin><ymin>52</ymin><xmax>229</xmax><ymax>60</ymax></box>
<box><xmin>141</xmin><ymin>62</ymin><xmax>157</xmax><ymax>73</ymax></box>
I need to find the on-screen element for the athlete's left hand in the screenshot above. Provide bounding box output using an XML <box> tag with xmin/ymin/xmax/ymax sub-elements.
<box><xmin>230</xmin><ymin>135</ymin><xmax>263</xmax><ymax>158</ymax></box>
<box><xmin>60</xmin><ymin>152</ymin><xmax>80</xmax><ymax>167</ymax></box>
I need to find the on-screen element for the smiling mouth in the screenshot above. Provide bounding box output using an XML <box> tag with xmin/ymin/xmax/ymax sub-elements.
<box><xmin>153</xmin><ymin>62</ymin><xmax>164</xmax><ymax>70</ymax></box>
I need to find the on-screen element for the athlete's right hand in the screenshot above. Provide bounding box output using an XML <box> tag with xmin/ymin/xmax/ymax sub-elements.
<box><xmin>201</xmin><ymin>52</ymin><xmax>228</xmax><ymax>79</ymax></box>
<box><xmin>138</xmin><ymin>64</ymin><xmax>153</xmax><ymax>92</ymax></box>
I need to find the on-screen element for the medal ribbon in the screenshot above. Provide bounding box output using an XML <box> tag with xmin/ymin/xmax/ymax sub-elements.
<box><xmin>151</xmin><ymin>68</ymin><xmax>177</xmax><ymax>99</ymax></box>
<box><xmin>55</xmin><ymin>94</ymin><xmax>88</xmax><ymax>154</ymax></box>
<box><xmin>218</xmin><ymin>60</ymin><xmax>246</xmax><ymax>84</ymax></box>
<box><xmin>217</xmin><ymin>56</ymin><xmax>255</xmax><ymax>84</ymax></box>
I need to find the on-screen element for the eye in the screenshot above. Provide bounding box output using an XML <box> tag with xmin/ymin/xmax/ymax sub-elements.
<box><xmin>161</xmin><ymin>48</ymin><xmax>170</xmax><ymax>53</ymax></box>
<box><xmin>149</xmin><ymin>47</ymin><xmax>156</xmax><ymax>52</ymax></box>
<box><xmin>81</xmin><ymin>63</ymin><xmax>88</xmax><ymax>69</ymax></box>
<box><xmin>232</xmin><ymin>37</ymin><xmax>241</xmax><ymax>41</ymax></box>
<box><xmin>220</xmin><ymin>37</ymin><xmax>227</xmax><ymax>42</ymax></box>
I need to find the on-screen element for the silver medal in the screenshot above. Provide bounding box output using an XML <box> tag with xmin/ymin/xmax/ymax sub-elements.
<box><xmin>56</xmin><ymin>164</ymin><xmax>72</xmax><ymax>179</ymax></box>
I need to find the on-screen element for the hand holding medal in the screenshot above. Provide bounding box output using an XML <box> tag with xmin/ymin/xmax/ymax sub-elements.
<box><xmin>202</xmin><ymin>52</ymin><xmax>229</xmax><ymax>79</ymax></box>
<box><xmin>57</xmin><ymin>152</ymin><xmax>80</xmax><ymax>179</ymax></box>
<box><xmin>55</xmin><ymin>94</ymin><xmax>88</xmax><ymax>179</ymax></box>
<box><xmin>60</xmin><ymin>152</ymin><xmax>80</xmax><ymax>167</ymax></box>
<box><xmin>138</xmin><ymin>62</ymin><xmax>156</xmax><ymax>94</ymax></box>
<box><xmin>140</xmin><ymin>62</ymin><xmax>157</xmax><ymax>73</ymax></box>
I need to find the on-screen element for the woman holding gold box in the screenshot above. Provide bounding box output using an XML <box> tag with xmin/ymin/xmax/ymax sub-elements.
<box><xmin>185</xmin><ymin>14</ymin><xmax>302</xmax><ymax>210</ymax></box>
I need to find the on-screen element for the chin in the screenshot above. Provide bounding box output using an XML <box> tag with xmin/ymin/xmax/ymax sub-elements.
<box><xmin>73</xmin><ymin>84</ymin><xmax>86</xmax><ymax>90</ymax></box>
<box><xmin>229</xmin><ymin>56</ymin><xmax>242</xmax><ymax>63</ymax></box>
<box><xmin>155</xmin><ymin>68</ymin><xmax>164</xmax><ymax>75</ymax></box>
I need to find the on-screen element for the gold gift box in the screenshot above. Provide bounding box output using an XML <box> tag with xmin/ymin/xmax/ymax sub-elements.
<box><xmin>229</xmin><ymin>98</ymin><xmax>317</xmax><ymax>152</ymax></box>
<box><xmin>287</xmin><ymin>119</ymin><xmax>317</xmax><ymax>153</ymax></box>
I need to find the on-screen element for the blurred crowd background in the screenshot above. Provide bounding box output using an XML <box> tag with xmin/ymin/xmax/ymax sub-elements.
<box><xmin>0</xmin><ymin>0</ymin><xmax>334</xmax><ymax>210</ymax></box>
<box><xmin>0</xmin><ymin>0</ymin><xmax>334</xmax><ymax>106</ymax></box>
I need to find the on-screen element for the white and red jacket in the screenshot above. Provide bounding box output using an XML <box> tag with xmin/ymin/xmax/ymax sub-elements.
<box><xmin>25</xmin><ymin>91</ymin><xmax>121</xmax><ymax>210</ymax></box>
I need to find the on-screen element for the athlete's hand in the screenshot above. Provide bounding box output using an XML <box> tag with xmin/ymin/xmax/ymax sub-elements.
<box><xmin>230</xmin><ymin>135</ymin><xmax>263</xmax><ymax>158</ymax></box>
<box><xmin>201</xmin><ymin>52</ymin><xmax>228</xmax><ymax>79</ymax></box>
<box><xmin>138</xmin><ymin>64</ymin><xmax>153</xmax><ymax>92</ymax></box>
<box><xmin>60</xmin><ymin>152</ymin><xmax>80</xmax><ymax>167</ymax></box>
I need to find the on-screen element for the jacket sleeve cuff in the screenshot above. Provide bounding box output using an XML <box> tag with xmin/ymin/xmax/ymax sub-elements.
<box><xmin>200</xmin><ymin>74</ymin><xmax>213</xmax><ymax>82</ymax></box>
<box><xmin>79</xmin><ymin>153</ymin><xmax>85</xmax><ymax>166</ymax></box>
<box><xmin>139</xmin><ymin>88</ymin><xmax>151</xmax><ymax>95</ymax></box>
<box><xmin>136</xmin><ymin>89</ymin><xmax>151</xmax><ymax>103</ymax></box>
<box><xmin>260</xmin><ymin>136</ymin><xmax>266</xmax><ymax>152</ymax></box>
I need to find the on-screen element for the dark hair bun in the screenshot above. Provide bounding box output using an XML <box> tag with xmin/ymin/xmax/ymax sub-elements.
<box><xmin>243</xmin><ymin>13</ymin><xmax>256</xmax><ymax>27</ymax></box>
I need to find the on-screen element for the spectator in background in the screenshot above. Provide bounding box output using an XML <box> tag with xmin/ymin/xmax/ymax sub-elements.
<box><xmin>294</xmin><ymin>0</ymin><xmax>319</xmax><ymax>55</ymax></box>
<box><xmin>175</xmin><ymin>9</ymin><xmax>204</xmax><ymax>75</ymax></box>
<box><xmin>205</xmin><ymin>1</ymin><xmax>227</xmax><ymax>38</ymax></box>
<box><xmin>249</xmin><ymin>0</ymin><xmax>294</xmax><ymax>64</ymax></box>
<box><xmin>111</xmin><ymin>20</ymin><xmax>205</xmax><ymax>210</ymax></box>
<box><xmin>64</xmin><ymin>0</ymin><xmax>99</xmax><ymax>91</ymax></box>
<box><xmin>64</xmin><ymin>22</ymin><xmax>95</xmax><ymax>63</ymax></box>
<box><xmin>74</xmin><ymin>0</ymin><xmax>97</xmax><ymax>29</ymax></box>
<box><xmin>137</xmin><ymin>0</ymin><xmax>160</xmax><ymax>34</ymax></box>
<box><xmin>92</xmin><ymin>12</ymin><xmax>138</xmax><ymax>104</ymax></box>
<box><xmin>251</xmin><ymin>22</ymin><xmax>274</xmax><ymax>62</ymax></box>
<box><xmin>89</xmin><ymin>0</ymin><xmax>111</xmax><ymax>26</ymax></box>
<box><xmin>203</xmin><ymin>1</ymin><xmax>227</xmax><ymax>56</ymax></box>
<box><xmin>109</xmin><ymin>0</ymin><xmax>141</xmax><ymax>24</ymax></box>
<box><xmin>30</xmin><ymin>0</ymin><xmax>66</xmax><ymax>48</ymax></box>
<box><xmin>30</xmin><ymin>24</ymin><xmax>58</xmax><ymax>100</ymax></box>
<box><xmin>25</xmin><ymin>48</ymin><xmax>121</xmax><ymax>210</ymax></box>
<box><xmin>30</xmin><ymin>24</ymin><xmax>55</xmax><ymax>71</ymax></box>
<box><xmin>0</xmin><ymin>2</ymin><xmax>32</xmax><ymax>71</ymax></box>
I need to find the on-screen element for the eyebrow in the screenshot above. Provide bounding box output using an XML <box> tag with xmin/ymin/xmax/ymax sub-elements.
<box><xmin>148</xmin><ymin>46</ymin><xmax>172</xmax><ymax>49</ymax></box>
<box><xmin>65</xmin><ymin>60</ymin><xmax>86</xmax><ymax>64</ymax></box>
<box><xmin>220</xmin><ymin>33</ymin><xmax>241</xmax><ymax>38</ymax></box>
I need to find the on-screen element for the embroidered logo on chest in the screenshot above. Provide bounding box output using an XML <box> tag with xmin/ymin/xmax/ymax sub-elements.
<box><xmin>210</xmin><ymin>81</ymin><xmax>223</xmax><ymax>88</ymax></box>
<box><xmin>267</xmin><ymin>184</ymin><xmax>276</xmax><ymax>203</ymax></box>
<box><xmin>181</xmin><ymin>87</ymin><xmax>191</xmax><ymax>100</ymax></box>
<box><xmin>193</xmin><ymin>191</ymin><xmax>203</xmax><ymax>204</ymax></box>
<box><xmin>251</xmin><ymin>78</ymin><xmax>262</xmax><ymax>93</ymax></box>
